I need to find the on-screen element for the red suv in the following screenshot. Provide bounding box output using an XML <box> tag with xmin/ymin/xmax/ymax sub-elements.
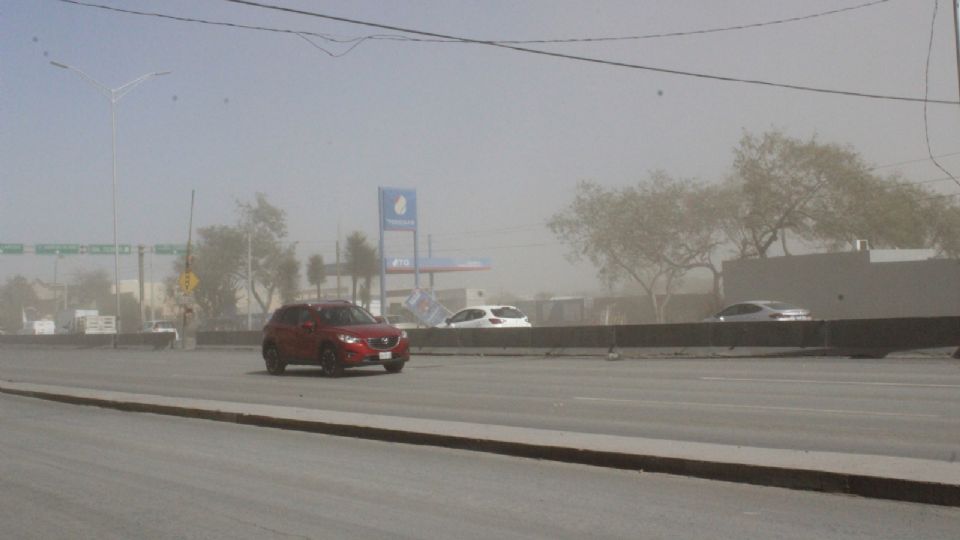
<box><xmin>261</xmin><ymin>301</ymin><xmax>410</xmax><ymax>377</ymax></box>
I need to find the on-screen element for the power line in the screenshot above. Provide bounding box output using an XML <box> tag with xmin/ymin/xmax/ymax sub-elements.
<box><xmin>56</xmin><ymin>0</ymin><xmax>959</xmax><ymax>104</ymax></box>
<box><xmin>220</xmin><ymin>0</ymin><xmax>960</xmax><ymax>104</ymax></box>
<box><xmin>490</xmin><ymin>0</ymin><xmax>895</xmax><ymax>44</ymax></box>
<box><xmin>869</xmin><ymin>149</ymin><xmax>960</xmax><ymax>170</ymax></box>
<box><xmin>55</xmin><ymin>0</ymin><xmax>412</xmax><ymax>50</ymax></box>
<box><xmin>922</xmin><ymin>0</ymin><xmax>960</xmax><ymax>187</ymax></box>
<box><xmin>55</xmin><ymin>0</ymin><xmax>893</xmax><ymax>46</ymax></box>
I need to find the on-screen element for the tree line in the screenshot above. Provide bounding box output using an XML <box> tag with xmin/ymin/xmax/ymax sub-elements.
<box><xmin>0</xmin><ymin>193</ymin><xmax>380</xmax><ymax>331</ymax></box>
<box><xmin>5</xmin><ymin>130</ymin><xmax>958</xmax><ymax>330</ymax></box>
<box><xmin>180</xmin><ymin>193</ymin><xmax>379</xmax><ymax>320</ymax></box>
<box><xmin>549</xmin><ymin>130</ymin><xmax>960</xmax><ymax>322</ymax></box>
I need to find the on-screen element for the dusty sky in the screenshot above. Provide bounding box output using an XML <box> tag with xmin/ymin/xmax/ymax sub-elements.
<box><xmin>3</xmin><ymin>0</ymin><xmax>960</xmax><ymax>299</ymax></box>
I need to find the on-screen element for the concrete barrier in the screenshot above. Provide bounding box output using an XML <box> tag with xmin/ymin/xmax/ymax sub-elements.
<box><xmin>706</xmin><ymin>320</ymin><xmax>825</xmax><ymax>349</ymax></box>
<box><xmin>399</xmin><ymin>318</ymin><xmax>959</xmax><ymax>357</ymax></box>
<box><xmin>0</xmin><ymin>332</ymin><xmax>175</xmax><ymax>350</ymax></box>
<box><xmin>184</xmin><ymin>316</ymin><xmax>960</xmax><ymax>358</ymax></box>
<box><xmin>196</xmin><ymin>330</ymin><xmax>262</xmax><ymax>348</ymax></box>
<box><xmin>826</xmin><ymin>317</ymin><xmax>960</xmax><ymax>354</ymax></box>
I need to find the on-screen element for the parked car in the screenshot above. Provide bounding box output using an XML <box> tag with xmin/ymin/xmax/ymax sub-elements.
<box><xmin>261</xmin><ymin>300</ymin><xmax>410</xmax><ymax>377</ymax></box>
<box><xmin>704</xmin><ymin>300</ymin><xmax>812</xmax><ymax>322</ymax></box>
<box><xmin>143</xmin><ymin>320</ymin><xmax>179</xmax><ymax>341</ymax></box>
<box><xmin>443</xmin><ymin>305</ymin><xmax>532</xmax><ymax>328</ymax></box>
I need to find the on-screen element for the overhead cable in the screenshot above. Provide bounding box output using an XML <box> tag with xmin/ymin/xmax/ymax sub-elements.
<box><xmin>219</xmin><ymin>0</ymin><xmax>959</xmax><ymax>104</ymax></box>
<box><xmin>56</xmin><ymin>0</ymin><xmax>953</xmax><ymax>104</ymax></box>
<box><xmin>922</xmin><ymin>0</ymin><xmax>960</xmax><ymax>187</ymax></box>
<box><xmin>56</xmin><ymin>0</ymin><xmax>893</xmax><ymax>46</ymax></box>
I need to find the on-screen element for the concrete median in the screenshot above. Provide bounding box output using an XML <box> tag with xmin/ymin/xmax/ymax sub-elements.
<box><xmin>0</xmin><ymin>332</ymin><xmax>175</xmax><ymax>350</ymax></box>
<box><xmin>1</xmin><ymin>380</ymin><xmax>957</xmax><ymax>507</ymax></box>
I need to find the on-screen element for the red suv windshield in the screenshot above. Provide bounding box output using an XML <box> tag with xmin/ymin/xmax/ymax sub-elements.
<box><xmin>318</xmin><ymin>305</ymin><xmax>377</xmax><ymax>326</ymax></box>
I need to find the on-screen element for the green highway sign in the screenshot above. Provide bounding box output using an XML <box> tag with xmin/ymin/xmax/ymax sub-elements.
<box><xmin>35</xmin><ymin>244</ymin><xmax>81</xmax><ymax>255</ymax></box>
<box><xmin>154</xmin><ymin>244</ymin><xmax>188</xmax><ymax>255</ymax></box>
<box><xmin>0</xmin><ymin>244</ymin><xmax>24</xmax><ymax>254</ymax></box>
<box><xmin>87</xmin><ymin>244</ymin><xmax>133</xmax><ymax>255</ymax></box>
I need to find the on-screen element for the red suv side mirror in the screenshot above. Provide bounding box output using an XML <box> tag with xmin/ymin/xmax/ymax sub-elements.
<box><xmin>300</xmin><ymin>320</ymin><xmax>316</xmax><ymax>333</ymax></box>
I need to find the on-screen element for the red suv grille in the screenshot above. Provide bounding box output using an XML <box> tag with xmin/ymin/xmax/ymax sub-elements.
<box><xmin>367</xmin><ymin>336</ymin><xmax>399</xmax><ymax>350</ymax></box>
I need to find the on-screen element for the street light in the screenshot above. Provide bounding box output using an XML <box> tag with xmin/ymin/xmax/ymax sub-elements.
<box><xmin>50</xmin><ymin>61</ymin><xmax>170</xmax><ymax>334</ymax></box>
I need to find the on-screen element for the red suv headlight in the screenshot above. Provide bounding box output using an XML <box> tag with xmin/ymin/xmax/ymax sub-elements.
<box><xmin>338</xmin><ymin>333</ymin><xmax>361</xmax><ymax>344</ymax></box>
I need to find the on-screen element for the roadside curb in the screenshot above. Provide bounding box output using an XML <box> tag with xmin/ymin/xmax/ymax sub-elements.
<box><xmin>2</xmin><ymin>381</ymin><xmax>958</xmax><ymax>507</ymax></box>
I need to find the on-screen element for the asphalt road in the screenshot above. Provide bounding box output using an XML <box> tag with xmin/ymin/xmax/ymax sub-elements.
<box><xmin>3</xmin><ymin>393</ymin><xmax>958</xmax><ymax>540</ymax></box>
<box><xmin>1</xmin><ymin>347</ymin><xmax>958</xmax><ymax>462</ymax></box>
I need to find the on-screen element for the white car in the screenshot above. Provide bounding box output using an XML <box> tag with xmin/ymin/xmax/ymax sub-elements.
<box><xmin>704</xmin><ymin>300</ymin><xmax>812</xmax><ymax>322</ymax></box>
<box><xmin>383</xmin><ymin>314</ymin><xmax>420</xmax><ymax>330</ymax></box>
<box><xmin>143</xmin><ymin>320</ymin><xmax>179</xmax><ymax>341</ymax></box>
<box><xmin>443</xmin><ymin>305</ymin><xmax>532</xmax><ymax>328</ymax></box>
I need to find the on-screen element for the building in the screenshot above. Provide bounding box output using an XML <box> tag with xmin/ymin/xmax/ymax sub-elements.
<box><xmin>722</xmin><ymin>249</ymin><xmax>959</xmax><ymax>319</ymax></box>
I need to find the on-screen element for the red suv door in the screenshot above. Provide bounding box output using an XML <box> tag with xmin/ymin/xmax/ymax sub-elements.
<box><xmin>275</xmin><ymin>306</ymin><xmax>308</xmax><ymax>361</ymax></box>
<box><xmin>290</xmin><ymin>307</ymin><xmax>320</xmax><ymax>361</ymax></box>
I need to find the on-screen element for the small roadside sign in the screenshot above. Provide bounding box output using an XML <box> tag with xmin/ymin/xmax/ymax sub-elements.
<box><xmin>178</xmin><ymin>271</ymin><xmax>200</xmax><ymax>293</ymax></box>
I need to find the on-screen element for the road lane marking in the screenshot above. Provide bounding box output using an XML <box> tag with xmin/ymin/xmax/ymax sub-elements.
<box><xmin>573</xmin><ymin>397</ymin><xmax>942</xmax><ymax>419</ymax></box>
<box><xmin>699</xmin><ymin>377</ymin><xmax>960</xmax><ymax>389</ymax></box>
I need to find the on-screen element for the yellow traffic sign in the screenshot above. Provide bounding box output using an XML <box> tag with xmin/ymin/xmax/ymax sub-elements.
<box><xmin>178</xmin><ymin>271</ymin><xmax>199</xmax><ymax>293</ymax></box>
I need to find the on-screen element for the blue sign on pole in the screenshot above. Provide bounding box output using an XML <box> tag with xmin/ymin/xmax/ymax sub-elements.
<box><xmin>380</xmin><ymin>188</ymin><xmax>417</xmax><ymax>231</ymax></box>
<box><xmin>379</xmin><ymin>187</ymin><xmax>420</xmax><ymax>316</ymax></box>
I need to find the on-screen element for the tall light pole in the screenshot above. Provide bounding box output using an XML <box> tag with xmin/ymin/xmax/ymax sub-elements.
<box><xmin>50</xmin><ymin>61</ymin><xmax>170</xmax><ymax>334</ymax></box>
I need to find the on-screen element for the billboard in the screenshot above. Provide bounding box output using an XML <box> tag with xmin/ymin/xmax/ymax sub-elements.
<box><xmin>380</xmin><ymin>188</ymin><xmax>417</xmax><ymax>231</ymax></box>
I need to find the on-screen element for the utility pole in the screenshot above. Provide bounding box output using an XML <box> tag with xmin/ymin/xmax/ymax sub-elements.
<box><xmin>247</xmin><ymin>232</ymin><xmax>252</xmax><ymax>331</ymax></box>
<box><xmin>953</xmin><ymin>0</ymin><xmax>960</xmax><ymax>100</ymax></box>
<box><xmin>149</xmin><ymin>248</ymin><xmax>154</xmax><ymax>321</ymax></box>
<box><xmin>428</xmin><ymin>233</ymin><xmax>435</xmax><ymax>290</ymax></box>
<box><xmin>138</xmin><ymin>244</ymin><xmax>145</xmax><ymax>329</ymax></box>
<box><xmin>336</xmin><ymin>235</ymin><xmax>341</xmax><ymax>299</ymax></box>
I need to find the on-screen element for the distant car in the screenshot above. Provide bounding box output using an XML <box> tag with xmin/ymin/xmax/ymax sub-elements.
<box><xmin>383</xmin><ymin>314</ymin><xmax>419</xmax><ymax>330</ymax></box>
<box><xmin>704</xmin><ymin>301</ymin><xmax>812</xmax><ymax>322</ymax></box>
<box><xmin>143</xmin><ymin>320</ymin><xmax>179</xmax><ymax>341</ymax></box>
<box><xmin>261</xmin><ymin>300</ymin><xmax>410</xmax><ymax>377</ymax></box>
<box><xmin>443</xmin><ymin>305</ymin><xmax>532</xmax><ymax>328</ymax></box>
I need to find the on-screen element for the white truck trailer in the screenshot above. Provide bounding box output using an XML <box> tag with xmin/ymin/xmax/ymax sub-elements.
<box><xmin>55</xmin><ymin>309</ymin><xmax>117</xmax><ymax>335</ymax></box>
